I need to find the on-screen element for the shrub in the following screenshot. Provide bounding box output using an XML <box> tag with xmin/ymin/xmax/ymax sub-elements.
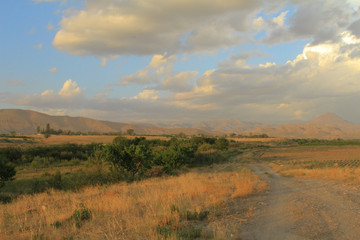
<box><xmin>50</xmin><ymin>171</ymin><xmax>62</xmax><ymax>190</ymax></box>
<box><xmin>71</xmin><ymin>205</ymin><xmax>92</xmax><ymax>228</ymax></box>
<box><xmin>0</xmin><ymin>156</ymin><xmax>16</xmax><ymax>188</ymax></box>
<box><xmin>159</xmin><ymin>143</ymin><xmax>195</xmax><ymax>174</ymax></box>
<box><xmin>215</xmin><ymin>137</ymin><xmax>229</xmax><ymax>151</ymax></box>
<box><xmin>105</xmin><ymin>143</ymin><xmax>153</xmax><ymax>180</ymax></box>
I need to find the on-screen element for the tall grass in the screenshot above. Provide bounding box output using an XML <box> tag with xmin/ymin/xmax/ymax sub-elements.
<box><xmin>1</xmin><ymin>168</ymin><xmax>266</xmax><ymax>239</ymax></box>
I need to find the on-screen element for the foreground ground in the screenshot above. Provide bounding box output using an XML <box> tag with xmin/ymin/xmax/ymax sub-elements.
<box><xmin>237</xmin><ymin>145</ymin><xmax>360</xmax><ymax>240</ymax></box>
<box><xmin>240</xmin><ymin>164</ymin><xmax>360</xmax><ymax>240</ymax></box>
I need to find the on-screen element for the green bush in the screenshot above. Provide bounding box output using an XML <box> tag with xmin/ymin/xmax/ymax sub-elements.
<box><xmin>71</xmin><ymin>205</ymin><xmax>92</xmax><ymax>228</ymax></box>
<box><xmin>0</xmin><ymin>156</ymin><xmax>16</xmax><ymax>188</ymax></box>
<box><xmin>215</xmin><ymin>137</ymin><xmax>229</xmax><ymax>151</ymax></box>
<box><xmin>105</xmin><ymin>143</ymin><xmax>153</xmax><ymax>180</ymax></box>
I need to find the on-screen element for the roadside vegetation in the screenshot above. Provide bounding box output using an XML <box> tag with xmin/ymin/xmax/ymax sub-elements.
<box><xmin>0</xmin><ymin>136</ymin><xmax>241</xmax><ymax>202</ymax></box>
<box><xmin>0</xmin><ymin>135</ymin><xmax>269</xmax><ymax>239</ymax></box>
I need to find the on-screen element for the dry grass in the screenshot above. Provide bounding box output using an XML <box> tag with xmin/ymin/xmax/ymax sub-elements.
<box><xmin>0</xmin><ymin>168</ymin><xmax>266</xmax><ymax>240</ymax></box>
<box><xmin>264</xmin><ymin>146</ymin><xmax>360</xmax><ymax>184</ymax></box>
<box><xmin>275</xmin><ymin>168</ymin><xmax>360</xmax><ymax>184</ymax></box>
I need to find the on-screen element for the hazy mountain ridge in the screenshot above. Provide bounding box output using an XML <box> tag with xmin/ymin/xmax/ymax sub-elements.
<box><xmin>0</xmin><ymin>109</ymin><xmax>217</xmax><ymax>136</ymax></box>
<box><xmin>1</xmin><ymin>109</ymin><xmax>360</xmax><ymax>139</ymax></box>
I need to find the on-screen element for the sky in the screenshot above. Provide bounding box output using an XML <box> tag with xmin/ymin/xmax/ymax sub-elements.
<box><xmin>1</xmin><ymin>0</ymin><xmax>360</xmax><ymax>124</ymax></box>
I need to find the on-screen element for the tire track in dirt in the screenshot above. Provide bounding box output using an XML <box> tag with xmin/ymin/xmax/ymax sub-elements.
<box><xmin>240</xmin><ymin>164</ymin><xmax>360</xmax><ymax>240</ymax></box>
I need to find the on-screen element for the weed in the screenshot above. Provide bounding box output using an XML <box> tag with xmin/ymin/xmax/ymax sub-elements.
<box><xmin>50</xmin><ymin>221</ymin><xmax>62</xmax><ymax>229</ymax></box>
<box><xmin>71</xmin><ymin>204</ymin><xmax>92</xmax><ymax>228</ymax></box>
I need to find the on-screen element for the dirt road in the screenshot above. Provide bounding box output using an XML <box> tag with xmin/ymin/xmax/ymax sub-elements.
<box><xmin>240</xmin><ymin>164</ymin><xmax>360</xmax><ymax>240</ymax></box>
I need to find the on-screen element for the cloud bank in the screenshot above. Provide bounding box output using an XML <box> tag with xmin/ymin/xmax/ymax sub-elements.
<box><xmin>4</xmin><ymin>0</ymin><xmax>359</xmax><ymax>123</ymax></box>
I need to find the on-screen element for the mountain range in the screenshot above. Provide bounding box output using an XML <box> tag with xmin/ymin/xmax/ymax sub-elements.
<box><xmin>1</xmin><ymin>109</ymin><xmax>360</xmax><ymax>139</ymax></box>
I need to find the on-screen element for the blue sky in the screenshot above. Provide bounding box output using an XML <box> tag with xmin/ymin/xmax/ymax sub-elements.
<box><xmin>1</xmin><ymin>0</ymin><xmax>360</xmax><ymax>123</ymax></box>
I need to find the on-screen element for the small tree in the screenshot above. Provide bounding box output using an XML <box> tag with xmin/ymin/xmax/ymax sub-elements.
<box><xmin>0</xmin><ymin>156</ymin><xmax>16</xmax><ymax>188</ymax></box>
<box><xmin>105</xmin><ymin>143</ymin><xmax>152</xmax><ymax>179</ymax></box>
<box><xmin>215</xmin><ymin>137</ymin><xmax>229</xmax><ymax>151</ymax></box>
<box><xmin>126</xmin><ymin>129</ymin><xmax>135</xmax><ymax>136</ymax></box>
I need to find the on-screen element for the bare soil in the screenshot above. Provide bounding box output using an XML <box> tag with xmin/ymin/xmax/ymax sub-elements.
<box><xmin>240</xmin><ymin>164</ymin><xmax>360</xmax><ymax>240</ymax></box>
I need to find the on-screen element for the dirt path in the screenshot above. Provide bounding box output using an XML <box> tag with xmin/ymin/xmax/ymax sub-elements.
<box><xmin>240</xmin><ymin>164</ymin><xmax>360</xmax><ymax>240</ymax></box>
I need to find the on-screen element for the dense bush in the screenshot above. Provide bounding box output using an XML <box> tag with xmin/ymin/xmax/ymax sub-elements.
<box><xmin>1</xmin><ymin>136</ymin><xmax>240</xmax><ymax>198</ymax></box>
<box><xmin>105</xmin><ymin>140</ymin><xmax>153</xmax><ymax>180</ymax></box>
<box><xmin>0</xmin><ymin>143</ymin><xmax>99</xmax><ymax>166</ymax></box>
<box><xmin>0</xmin><ymin>156</ymin><xmax>16</xmax><ymax>188</ymax></box>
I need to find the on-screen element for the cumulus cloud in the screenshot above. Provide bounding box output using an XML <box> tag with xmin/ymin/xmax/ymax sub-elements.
<box><xmin>158</xmin><ymin>71</ymin><xmax>198</xmax><ymax>92</ymax></box>
<box><xmin>167</xmin><ymin>31</ymin><xmax>360</xmax><ymax>121</ymax></box>
<box><xmin>33</xmin><ymin>43</ymin><xmax>42</xmax><ymax>49</ymax></box>
<box><xmin>5</xmin><ymin>79</ymin><xmax>24</xmax><ymax>87</ymax></box>
<box><xmin>131</xmin><ymin>89</ymin><xmax>159</xmax><ymax>101</ymax></box>
<box><xmin>58</xmin><ymin>79</ymin><xmax>82</xmax><ymax>97</ymax></box>
<box><xmin>52</xmin><ymin>0</ymin><xmax>359</xmax><ymax>59</ymax></box>
<box><xmin>264</xmin><ymin>1</ymin><xmax>356</xmax><ymax>45</ymax></box>
<box><xmin>52</xmin><ymin>0</ymin><xmax>262</xmax><ymax>57</ymax></box>
<box><xmin>5</xmin><ymin>1</ymin><xmax>360</xmax><ymax>123</ymax></box>
<box><xmin>47</xmin><ymin>23</ymin><xmax>54</xmax><ymax>30</ymax></box>
<box><xmin>48</xmin><ymin>67</ymin><xmax>58</xmax><ymax>73</ymax></box>
<box><xmin>117</xmin><ymin>70</ymin><xmax>158</xmax><ymax>86</ymax></box>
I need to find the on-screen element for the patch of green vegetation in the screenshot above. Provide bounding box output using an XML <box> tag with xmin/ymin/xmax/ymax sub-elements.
<box><xmin>71</xmin><ymin>204</ymin><xmax>92</xmax><ymax>228</ymax></box>
<box><xmin>156</xmin><ymin>205</ymin><xmax>209</xmax><ymax>239</ymax></box>
<box><xmin>1</xmin><ymin>136</ymin><xmax>248</xmax><ymax>202</ymax></box>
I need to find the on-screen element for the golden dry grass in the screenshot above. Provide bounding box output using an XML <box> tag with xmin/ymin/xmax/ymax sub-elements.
<box><xmin>274</xmin><ymin>167</ymin><xmax>360</xmax><ymax>184</ymax></box>
<box><xmin>264</xmin><ymin>145</ymin><xmax>360</xmax><ymax>184</ymax></box>
<box><xmin>1</xmin><ymin>168</ymin><xmax>266</xmax><ymax>240</ymax></box>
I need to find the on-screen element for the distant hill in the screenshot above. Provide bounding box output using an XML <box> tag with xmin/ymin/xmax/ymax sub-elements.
<box><xmin>1</xmin><ymin>109</ymin><xmax>360</xmax><ymax>139</ymax></box>
<box><xmin>307</xmin><ymin>112</ymin><xmax>359</xmax><ymax>130</ymax></box>
<box><xmin>0</xmin><ymin>109</ymin><xmax>218</xmax><ymax>135</ymax></box>
<box><xmin>244</xmin><ymin>113</ymin><xmax>360</xmax><ymax>139</ymax></box>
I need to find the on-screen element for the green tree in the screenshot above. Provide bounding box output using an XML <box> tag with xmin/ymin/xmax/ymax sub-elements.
<box><xmin>215</xmin><ymin>137</ymin><xmax>229</xmax><ymax>151</ymax></box>
<box><xmin>89</xmin><ymin>145</ymin><xmax>107</xmax><ymax>173</ymax></box>
<box><xmin>126</xmin><ymin>129</ymin><xmax>135</xmax><ymax>136</ymax></box>
<box><xmin>105</xmin><ymin>143</ymin><xmax>152</xmax><ymax>179</ymax></box>
<box><xmin>0</xmin><ymin>156</ymin><xmax>16</xmax><ymax>188</ymax></box>
<box><xmin>159</xmin><ymin>143</ymin><xmax>195</xmax><ymax>173</ymax></box>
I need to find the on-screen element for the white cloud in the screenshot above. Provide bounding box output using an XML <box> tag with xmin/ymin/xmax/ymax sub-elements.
<box><xmin>159</xmin><ymin>71</ymin><xmax>198</xmax><ymax>92</ymax></box>
<box><xmin>52</xmin><ymin>0</ymin><xmax>261</xmax><ymax>57</ymax></box>
<box><xmin>264</xmin><ymin>1</ymin><xmax>356</xmax><ymax>45</ymax></box>
<box><xmin>5</xmin><ymin>79</ymin><xmax>24</xmax><ymax>87</ymax></box>
<box><xmin>131</xmin><ymin>89</ymin><xmax>159</xmax><ymax>101</ymax></box>
<box><xmin>272</xmin><ymin>11</ymin><xmax>288</xmax><ymax>27</ymax></box>
<box><xmin>259</xmin><ymin>62</ymin><xmax>276</xmax><ymax>68</ymax></box>
<box><xmin>48</xmin><ymin>67</ymin><xmax>58</xmax><ymax>73</ymax></box>
<box><xmin>117</xmin><ymin>70</ymin><xmax>158</xmax><ymax>86</ymax></box>
<box><xmin>58</xmin><ymin>79</ymin><xmax>82</xmax><ymax>97</ymax></box>
<box><xmin>33</xmin><ymin>43</ymin><xmax>43</xmax><ymax>49</ymax></box>
<box><xmin>47</xmin><ymin>23</ymin><xmax>54</xmax><ymax>30</ymax></box>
